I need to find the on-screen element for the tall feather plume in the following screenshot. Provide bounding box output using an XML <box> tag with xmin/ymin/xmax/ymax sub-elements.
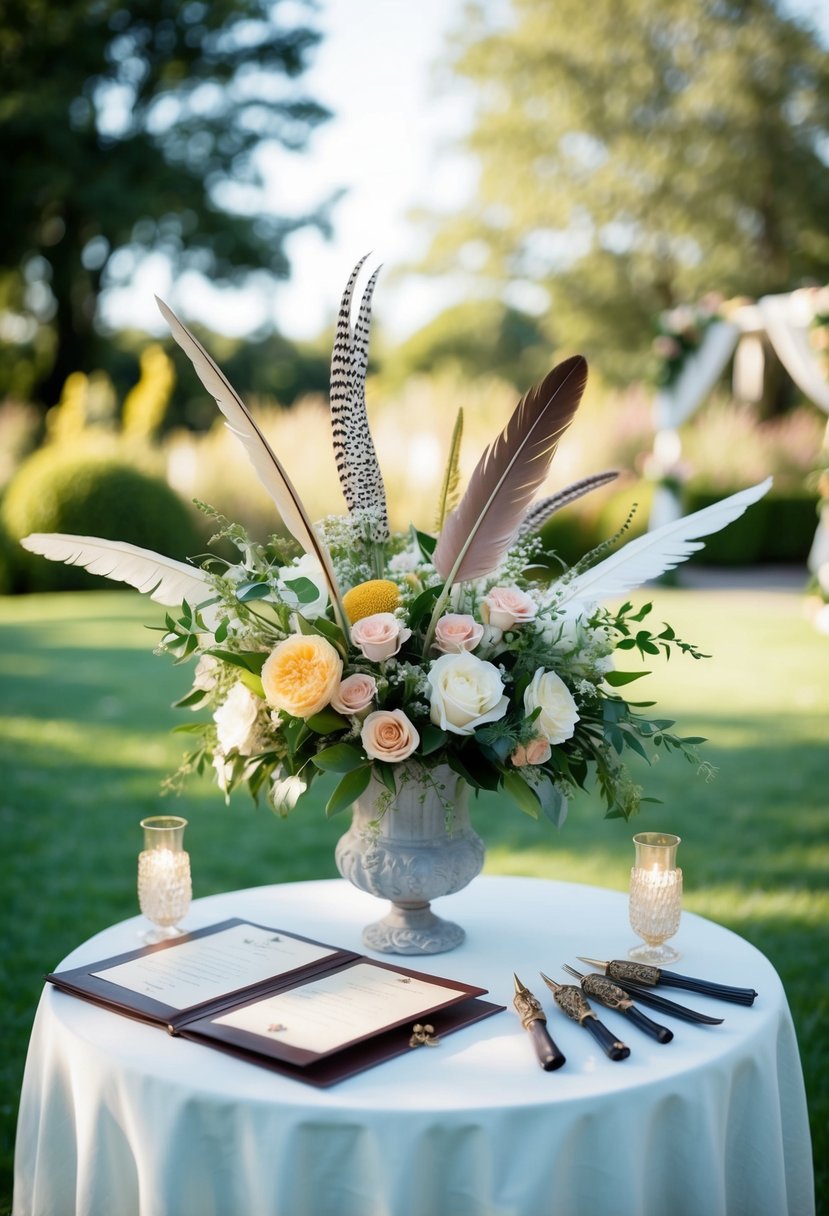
<box><xmin>329</xmin><ymin>258</ymin><xmax>389</xmax><ymax>542</ymax></box>
<box><xmin>516</xmin><ymin>470</ymin><xmax>620</xmax><ymax>540</ymax></box>
<box><xmin>432</xmin><ymin>355</ymin><xmax>588</xmax><ymax>585</ymax></box>
<box><xmin>557</xmin><ymin>477</ymin><xmax>773</xmax><ymax>605</ymax></box>
<box><xmin>434</xmin><ymin>408</ymin><xmax>464</xmax><ymax>531</ymax></box>
<box><xmin>20</xmin><ymin>534</ymin><xmax>210</xmax><ymax>607</ymax></box>
<box><xmin>156</xmin><ymin>297</ymin><xmax>349</xmax><ymax>636</ymax></box>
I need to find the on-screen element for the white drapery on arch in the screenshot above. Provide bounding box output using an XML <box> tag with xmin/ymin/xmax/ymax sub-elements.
<box><xmin>648</xmin><ymin>292</ymin><xmax>829</xmax><ymax>577</ymax></box>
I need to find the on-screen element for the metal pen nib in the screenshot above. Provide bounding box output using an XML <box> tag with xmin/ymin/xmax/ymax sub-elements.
<box><xmin>562</xmin><ymin>965</ymin><xmax>673</xmax><ymax>1043</ymax></box>
<box><xmin>540</xmin><ymin>972</ymin><xmax>630</xmax><ymax>1061</ymax></box>
<box><xmin>576</xmin><ymin>956</ymin><xmax>757</xmax><ymax>1005</ymax></box>
<box><xmin>512</xmin><ymin>974</ymin><xmax>566</xmax><ymax>1072</ymax></box>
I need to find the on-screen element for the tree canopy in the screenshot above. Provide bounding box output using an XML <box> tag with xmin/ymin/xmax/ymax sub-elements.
<box><xmin>0</xmin><ymin>0</ymin><xmax>332</xmax><ymax>406</ymax></box>
<box><xmin>423</xmin><ymin>0</ymin><xmax>829</xmax><ymax>383</ymax></box>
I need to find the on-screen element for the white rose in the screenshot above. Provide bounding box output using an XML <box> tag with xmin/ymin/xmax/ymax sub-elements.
<box><xmin>524</xmin><ymin>668</ymin><xmax>579</xmax><ymax>745</ymax></box>
<box><xmin>427</xmin><ymin>652</ymin><xmax>509</xmax><ymax>736</ymax></box>
<box><xmin>270</xmin><ymin>769</ymin><xmax>307</xmax><ymax>817</ymax></box>
<box><xmin>277</xmin><ymin>553</ymin><xmax>330</xmax><ymax>620</ymax></box>
<box><xmin>213</xmin><ymin>682</ymin><xmax>262</xmax><ymax>754</ymax></box>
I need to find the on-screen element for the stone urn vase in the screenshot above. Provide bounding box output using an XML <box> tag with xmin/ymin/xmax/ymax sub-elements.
<box><xmin>335</xmin><ymin>762</ymin><xmax>485</xmax><ymax>955</ymax></box>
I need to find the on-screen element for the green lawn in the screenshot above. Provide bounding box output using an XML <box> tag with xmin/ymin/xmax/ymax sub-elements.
<box><xmin>1</xmin><ymin>586</ymin><xmax>827</xmax><ymax>1213</ymax></box>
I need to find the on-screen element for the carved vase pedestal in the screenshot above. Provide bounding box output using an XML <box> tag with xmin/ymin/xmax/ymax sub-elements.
<box><xmin>335</xmin><ymin>763</ymin><xmax>485</xmax><ymax>955</ymax></box>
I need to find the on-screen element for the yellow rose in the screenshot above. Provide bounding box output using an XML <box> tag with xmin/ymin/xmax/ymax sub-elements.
<box><xmin>261</xmin><ymin>634</ymin><xmax>343</xmax><ymax>719</ymax></box>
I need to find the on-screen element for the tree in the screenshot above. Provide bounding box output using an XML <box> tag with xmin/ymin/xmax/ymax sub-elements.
<box><xmin>0</xmin><ymin>0</ymin><xmax>332</xmax><ymax>407</ymax></box>
<box><xmin>423</xmin><ymin>0</ymin><xmax>829</xmax><ymax>382</ymax></box>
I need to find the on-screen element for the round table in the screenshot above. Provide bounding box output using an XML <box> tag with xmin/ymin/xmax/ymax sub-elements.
<box><xmin>13</xmin><ymin>876</ymin><xmax>814</xmax><ymax>1216</ymax></box>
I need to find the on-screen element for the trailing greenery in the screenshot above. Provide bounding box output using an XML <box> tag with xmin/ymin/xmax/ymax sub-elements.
<box><xmin>0</xmin><ymin>588</ymin><xmax>826</xmax><ymax>1214</ymax></box>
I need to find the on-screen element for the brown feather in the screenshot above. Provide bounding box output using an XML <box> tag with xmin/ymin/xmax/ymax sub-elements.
<box><xmin>432</xmin><ymin>356</ymin><xmax>588</xmax><ymax>584</ymax></box>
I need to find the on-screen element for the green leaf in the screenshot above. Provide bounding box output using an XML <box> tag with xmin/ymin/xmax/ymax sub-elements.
<box><xmin>172</xmin><ymin>687</ymin><xmax>208</xmax><ymax>709</ymax></box>
<box><xmin>325</xmin><ymin>766</ymin><xmax>372</xmax><ymax>817</ymax></box>
<box><xmin>295</xmin><ymin>613</ymin><xmax>348</xmax><ymax>656</ymax></box>
<box><xmin>306</xmin><ymin>708</ymin><xmax>349</xmax><ymax>734</ymax></box>
<box><xmin>407</xmin><ymin>584</ymin><xmax>442</xmax><ymax>630</ymax></box>
<box><xmin>503</xmin><ymin>770</ymin><xmax>541</xmax><ymax>818</ymax></box>
<box><xmin>418</xmin><ymin>723</ymin><xmax>448</xmax><ymax>755</ymax></box>
<box><xmin>604</xmin><ymin>670</ymin><xmax>649</xmax><ymax>686</ymax></box>
<box><xmin>237</xmin><ymin>581</ymin><xmax>272</xmax><ymax>602</ymax></box>
<box><xmin>208</xmin><ymin>648</ymin><xmax>267</xmax><ymax>675</ymax></box>
<box><xmin>236</xmin><ymin>669</ymin><xmax>265</xmax><ymax>699</ymax></box>
<box><xmin>283</xmin><ymin>576</ymin><xmax>320</xmax><ymax>604</ymax></box>
<box><xmin>374</xmin><ymin>761</ymin><xmax>398</xmax><ymax>795</ymax></box>
<box><xmin>526</xmin><ymin>772</ymin><xmax>569</xmax><ymax>827</ymax></box>
<box><xmin>282</xmin><ymin>716</ymin><xmax>310</xmax><ymax>757</ymax></box>
<box><xmin>312</xmin><ymin>743</ymin><xmax>368</xmax><ymax>773</ymax></box>
<box><xmin>414</xmin><ymin>527</ymin><xmax>438</xmax><ymax>559</ymax></box>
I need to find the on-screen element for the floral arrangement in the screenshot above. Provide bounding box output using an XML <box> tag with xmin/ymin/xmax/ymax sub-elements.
<box><xmin>22</xmin><ymin>259</ymin><xmax>769</xmax><ymax>825</ymax></box>
<box><xmin>651</xmin><ymin>296</ymin><xmax>724</xmax><ymax>388</ymax></box>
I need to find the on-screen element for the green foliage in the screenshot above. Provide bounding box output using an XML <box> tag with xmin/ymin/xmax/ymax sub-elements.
<box><xmin>0</xmin><ymin>0</ymin><xmax>332</xmax><ymax>408</ymax></box>
<box><xmin>1</xmin><ymin>446</ymin><xmax>204</xmax><ymax>591</ymax></box>
<box><xmin>383</xmin><ymin>300</ymin><xmax>553</xmax><ymax>391</ymax></box>
<box><xmin>424</xmin><ymin>0</ymin><xmax>829</xmax><ymax>383</ymax></box>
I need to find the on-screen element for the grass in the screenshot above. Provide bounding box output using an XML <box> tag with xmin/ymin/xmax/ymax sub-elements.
<box><xmin>1</xmin><ymin>586</ymin><xmax>827</xmax><ymax>1213</ymax></box>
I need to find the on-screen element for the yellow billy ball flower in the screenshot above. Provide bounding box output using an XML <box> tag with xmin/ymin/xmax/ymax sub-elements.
<box><xmin>343</xmin><ymin>579</ymin><xmax>400</xmax><ymax>624</ymax></box>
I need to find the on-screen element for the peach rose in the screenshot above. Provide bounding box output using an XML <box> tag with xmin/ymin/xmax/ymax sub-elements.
<box><xmin>511</xmin><ymin>736</ymin><xmax>553</xmax><ymax>767</ymax></box>
<box><xmin>261</xmin><ymin>633</ymin><xmax>342</xmax><ymax>719</ymax></box>
<box><xmin>433</xmin><ymin>613</ymin><xmax>485</xmax><ymax>654</ymax></box>
<box><xmin>481</xmin><ymin>586</ymin><xmax>537</xmax><ymax>630</ymax></box>
<box><xmin>361</xmin><ymin>709</ymin><xmax>420</xmax><ymax>762</ymax></box>
<box><xmin>351</xmin><ymin>612</ymin><xmax>411</xmax><ymax>662</ymax></box>
<box><xmin>330</xmin><ymin>673</ymin><xmax>377</xmax><ymax>715</ymax></box>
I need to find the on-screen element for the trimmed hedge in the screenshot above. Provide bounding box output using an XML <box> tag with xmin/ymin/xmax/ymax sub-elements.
<box><xmin>1</xmin><ymin>446</ymin><xmax>204</xmax><ymax>592</ymax></box>
<box><xmin>684</xmin><ymin>487</ymin><xmax>818</xmax><ymax>565</ymax></box>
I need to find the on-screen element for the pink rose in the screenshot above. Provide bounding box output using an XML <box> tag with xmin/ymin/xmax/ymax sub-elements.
<box><xmin>330</xmin><ymin>673</ymin><xmax>377</xmax><ymax>715</ymax></box>
<box><xmin>481</xmin><ymin>587</ymin><xmax>537</xmax><ymax>630</ymax></box>
<box><xmin>511</xmin><ymin>736</ymin><xmax>552</xmax><ymax>767</ymax></box>
<box><xmin>434</xmin><ymin>613</ymin><xmax>485</xmax><ymax>654</ymax></box>
<box><xmin>351</xmin><ymin>613</ymin><xmax>411</xmax><ymax>662</ymax></box>
<box><xmin>361</xmin><ymin>709</ymin><xmax>420</xmax><ymax>762</ymax></box>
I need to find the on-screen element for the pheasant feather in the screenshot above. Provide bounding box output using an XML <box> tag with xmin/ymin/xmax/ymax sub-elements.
<box><xmin>329</xmin><ymin>258</ymin><xmax>389</xmax><ymax>541</ymax></box>
<box><xmin>432</xmin><ymin>355</ymin><xmax>588</xmax><ymax>585</ymax></box>
<box><xmin>156</xmin><ymin>297</ymin><xmax>349</xmax><ymax>636</ymax></box>
<box><xmin>20</xmin><ymin>534</ymin><xmax>209</xmax><ymax>607</ymax></box>
<box><xmin>517</xmin><ymin>470</ymin><xmax>620</xmax><ymax>539</ymax></box>
<box><xmin>558</xmin><ymin>477</ymin><xmax>773</xmax><ymax>605</ymax></box>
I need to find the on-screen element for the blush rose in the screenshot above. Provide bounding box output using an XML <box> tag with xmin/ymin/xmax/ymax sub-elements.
<box><xmin>433</xmin><ymin>613</ymin><xmax>485</xmax><ymax>654</ymax></box>
<box><xmin>351</xmin><ymin>613</ymin><xmax>412</xmax><ymax>662</ymax></box>
<box><xmin>481</xmin><ymin>586</ymin><xmax>537</xmax><ymax>630</ymax></box>
<box><xmin>330</xmin><ymin>673</ymin><xmax>377</xmax><ymax>715</ymax></box>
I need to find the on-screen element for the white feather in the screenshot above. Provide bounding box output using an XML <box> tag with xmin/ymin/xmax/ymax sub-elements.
<box><xmin>156</xmin><ymin>295</ymin><xmax>348</xmax><ymax>635</ymax></box>
<box><xmin>20</xmin><ymin>533</ymin><xmax>210</xmax><ymax>608</ymax></box>
<box><xmin>557</xmin><ymin>477</ymin><xmax>773</xmax><ymax>604</ymax></box>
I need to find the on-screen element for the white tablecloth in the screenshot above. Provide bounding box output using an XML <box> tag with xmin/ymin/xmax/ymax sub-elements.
<box><xmin>14</xmin><ymin>876</ymin><xmax>814</xmax><ymax>1216</ymax></box>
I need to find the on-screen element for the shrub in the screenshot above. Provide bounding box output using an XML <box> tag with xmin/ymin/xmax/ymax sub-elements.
<box><xmin>2</xmin><ymin>446</ymin><xmax>205</xmax><ymax>592</ymax></box>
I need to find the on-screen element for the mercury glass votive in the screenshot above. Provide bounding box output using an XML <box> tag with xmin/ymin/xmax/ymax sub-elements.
<box><xmin>628</xmin><ymin>832</ymin><xmax>682</xmax><ymax>964</ymax></box>
<box><xmin>137</xmin><ymin>816</ymin><xmax>192</xmax><ymax>943</ymax></box>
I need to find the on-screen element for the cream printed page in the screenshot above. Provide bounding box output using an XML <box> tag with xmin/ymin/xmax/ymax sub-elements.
<box><xmin>213</xmin><ymin>962</ymin><xmax>466</xmax><ymax>1054</ymax></box>
<box><xmin>92</xmin><ymin>924</ymin><xmax>337</xmax><ymax>1010</ymax></box>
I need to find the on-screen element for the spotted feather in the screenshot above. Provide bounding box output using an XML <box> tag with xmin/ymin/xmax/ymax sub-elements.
<box><xmin>329</xmin><ymin>258</ymin><xmax>389</xmax><ymax>541</ymax></box>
